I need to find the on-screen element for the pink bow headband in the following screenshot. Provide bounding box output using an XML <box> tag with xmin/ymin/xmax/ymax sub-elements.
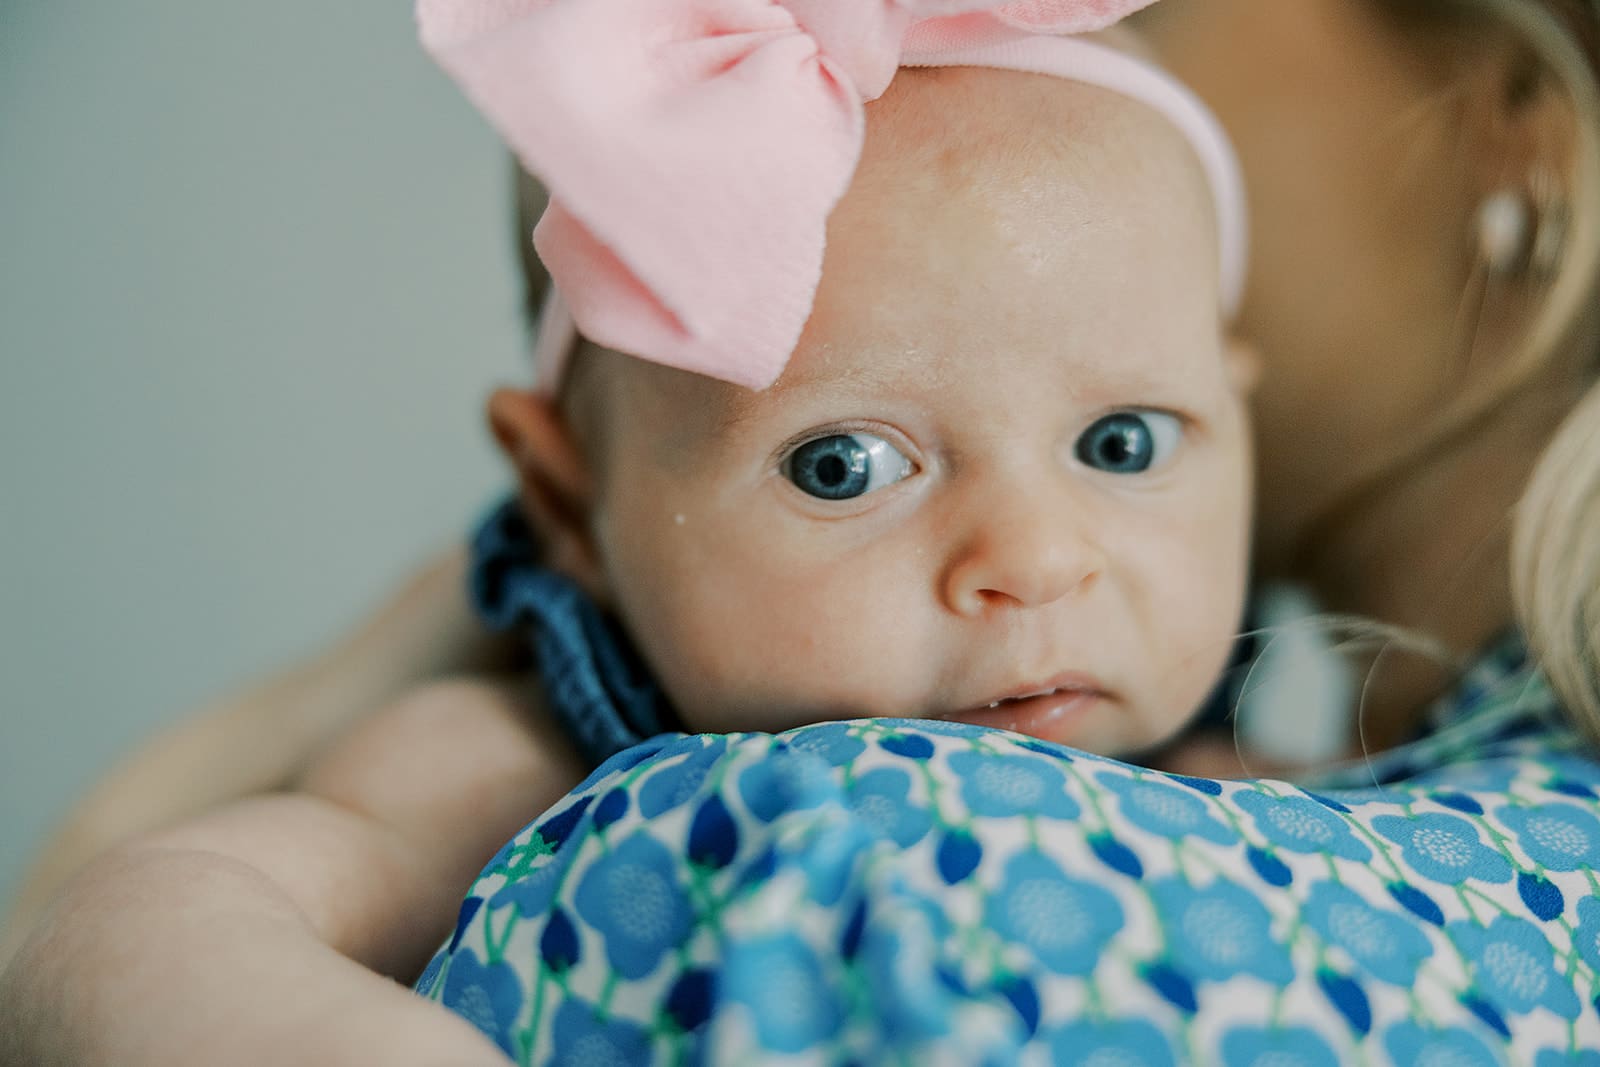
<box><xmin>418</xmin><ymin>0</ymin><xmax>1247</xmax><ymax>392</ymax></box>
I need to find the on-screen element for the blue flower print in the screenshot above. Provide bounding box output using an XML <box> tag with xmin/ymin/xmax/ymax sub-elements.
<box><xmin>488</xmin><ymin>833</ymin><xmax>579</xmax><ymax>916</ymax></box>
<box><xmin>414</xmin><ymin>951</ymin><xmax>444</xmax><ymax>998</ymax></box>
<box><xmin>1220</xmin><ymin>1025</ymin><xmax>1339</xmax><ymax>1067</ymax></box>
<box><xmin>781</xmin><ymin>721</ymin><xmax>867</xmax><ymax>766</ymax></box>
<box><xmin>592</xmin><ymin>787</ymin><xmax>629</xmax><ymax>830</ymax></box>
<box><xmin>848</xmin><ymin>767</ymin><xmax>934</xmax><ymax>847</ymax></box>
<box><xmin>1372</xmin><ymin>813</ymin><xmax>1512</xmax><ymax>886</ymax></box>
<box><xmin>937</xmin><ymin>828</ymin><xmax>985</xmax><ymax>884</ymax></box>
<box><xmin>1517</xmin><ymin>871</ymin><xmax>1565</xmax><ymax>921</ymax></box>
<box><xmin>948</xmin><ymin>750</ymin><xmax>1080</xmax><ymax>820</ymax></box>
<box><xmin>1049</xmin><ymin>1018</ymin><xmax>1175</xmax><ymax>1066</ymax></box>
<box><xmin>1433</xmin><ymin>791</ymin><xmax>1485</xmax><ymax>815</ymax></box>
<box><xmin>1462</xmin><ymin>992</ymin><xmax>1512</xmax><ymax>1039</ymax></box>
<box><xmin>797</xmin><ymin>819</ymin><xmax>874</xmax><ymax>908</ymax></box>
<box><xmin>998</xmin><ymin>974</ymin><xmax>1040</xmax><ymax>1036</ymax></box>
<box><xmin>1245</xmin><ymin>846</ymin><xmax>1291</xmax><ymax>887</ymax></box>
<box><xmin>1316</xmin><ymin>969</ymin><xmax>1372</xmax><ymax>1037</ymax></box>
<box><xmin>1303</xmin><ymin>882</ymin><xmax>1431</xmax><ymax>987</ymax></box>
<box><xmin>1550</xmin><ymin>778</ymin><xmax>1600</xmax><ymax>800</ymax></box>
<box><xmin>550</xmin><ymin>998</ymin><xmax>651</xmax><ymax>1065</ymax></box>
<box><xmin>534</xmin><ymin>795</ymin><xmax>593</xmax><ymax>851</ymax></box>
<box><xmin>1169</xmin><ymin>773</ymin><xmax>1225</xmax><ymax>796</ymax></box>
<box><xmin>448</xmin><ymin>895</ymin><xmax>484</xmax><ymax>953</ymax></box>
<box><xmin>638</xmin><ymin>736</ymin><xmax>729</xmax><ymax>818</ymax></box>
<box><xmin>1236</xmin><ymin>789</ymin><xmax>1371</xmax><ymax>860</ymax></box>
<box><xmin>1382</xmin><ymin>1021</ymin><xmax>1501</xmax><ymax>1067</ymax></box>
<box><xmin>1573</xmin><ymin>896</ymin><xmax>1600</xmax><ymax>972</ymax></box>
<box><xmin>1498</xmin><ymin>801</ymin><xmax>1600</xmax><ymax>871</ymax></box>
<box><xmin>723</xmin><ymin>932</ymin><xmax>845</xmax><ymax>1054</ymax></box>
<box><xmin>1449</xmin><ymin>915</ymin><xmax>1581</xmax><ymax>1020</ymax></box>
<box><xmin>1415</xmin><ymin>758</ymin><xmax>1522</xmax><ymax>794</ymax></box>
<box><xmin>1535</xmin><ymin>1050</ymin><xmax>1600</xmax><ymax>1067</ymax></box>
<box><xmin>1388</xmin><ymin>882</ymin><xmax>1446</xmax><ymax>927</ymax></box>
<box><xmin>569</xmin><ymin>731</ymin><xmax>678</xmax><ymax>794</ymax></box>
<box><xmin>1150</xmin><ymin>877</ymin><xmax>1293</xmax><ymax>985</ymax></box>
<box><xmin>573</xmin><ymin>832</ymin><xmax>692</xmax><ymax>980</ymax></box>
<box><xmin>687</xmin><ymin>794</ymin><xmax>740</xmax><ymax>869</ymax></box>
<box><xmin>857</xmin><ymin>904</ymin><xmax>956</xmax><ymax>1044</ymax></box>
<box><xmin>1100</xmin><ymin>773</ymin><xmax>1235</xmax><ymax>845</ymax></box>
<box><xmin>985</xmin><ymin>850</ymin><xmax>1123</xmax><ymax>975</ymax></box>
<box><xmin>882</xmin><ymin>716</ymin><xmax>991</xmax><ymax>739</ymax></box>
<box><xmin>735</xmin><ymin>748</ymin><xmax>836</xmax><ymax>823</ymax></box>
<box><xmin>879</xmin><ymin>730</ymin><xmax>937</xmax><ymax>760</ymax></box>
<box><xmin>1546</xmin><ymin>753</ymin><xmax>1600</xmax><ymax>789</ymax></box>
<box><xmin>664</xmin><ymin>968</ymin><xmax>715</xmax><ymax>1033</ymax></box>
<box><xmin>1142</xmin><ymin>960</ymin><xmax>1199</xmax><ymax>1014</ymax></box>
<box><xmin>439</xmin><ymin>947</ymin><xmax>523</xmax><ymax>1057</ymax></box>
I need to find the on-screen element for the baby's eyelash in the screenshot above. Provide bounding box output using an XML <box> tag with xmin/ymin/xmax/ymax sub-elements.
<box><xmin>770</xmin><ymin>420</ymin><xmax>907</xmax><ymax>469</ymax></box>
<box><xmin>1090</xmin><ymin>403</ymin><xmax>1194</xmax><ymax>425</ymax></box>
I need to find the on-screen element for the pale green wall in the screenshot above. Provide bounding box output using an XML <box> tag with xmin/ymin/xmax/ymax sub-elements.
<box><xmin>0</xmin><ymin>2</ymin><xmax>525</xmax><ymax>909</ymax></box>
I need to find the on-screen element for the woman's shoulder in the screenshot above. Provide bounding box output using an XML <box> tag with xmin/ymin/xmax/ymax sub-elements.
<box><xmin>422</xmin><ymin>708</ymin><xmax>1600</xmax><ymax>1062</ymax></box>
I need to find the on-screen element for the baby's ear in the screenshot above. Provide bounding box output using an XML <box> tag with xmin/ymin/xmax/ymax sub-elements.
<box><xmin>486</xmin><ymin>388</ymin><xmax>606</xmax><ymax>599</ymax></box>
<box><xmin>1222</xmin><ymin>335</ymin><xmax>1262</xmax><ymax>396</ymax></box>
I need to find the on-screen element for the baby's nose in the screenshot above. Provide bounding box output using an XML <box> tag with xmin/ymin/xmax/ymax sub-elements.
<box><xmin>941</xmin><ymin>479</ymin><xmax>1104</xmax><ymax>617</ymax></box>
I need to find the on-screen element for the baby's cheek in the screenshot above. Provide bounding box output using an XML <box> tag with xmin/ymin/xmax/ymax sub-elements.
<box><xmin>652</xmin><ymin>568</ymin><xmax>931</xmax><ymax>732</ymax></box>
<box><xmin>627</xmin><ymin>579</ymin><xmax>797</xmax><ymax>726</ymax></box>
<box><xmin>1144</xmin><ymin>521</ymin><xmax>1249</xmax><ymax>714</ymax></box>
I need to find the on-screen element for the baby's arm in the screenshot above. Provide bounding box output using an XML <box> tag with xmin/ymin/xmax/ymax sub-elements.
<box><xmin>3</xmin><ymin>546</ymin><xmax>520</xmax><ymax>963</ymax></box>
<box><xmin>0</xmin><ymin>677</ymin><xmax>583</xmax><ymax>1067</ymax></box>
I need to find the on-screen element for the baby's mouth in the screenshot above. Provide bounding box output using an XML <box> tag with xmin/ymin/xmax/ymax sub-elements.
<box><xmin>935</xmin><ymin>676</ymin><xmax>1110</xmax><ymax>745</ymax></box>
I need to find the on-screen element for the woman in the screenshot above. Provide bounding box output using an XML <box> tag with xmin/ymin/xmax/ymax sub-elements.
<box><xmin>3</xmin><ymin>0</ymin><xmax>1598</xmax><ymax>1060</ymax></box>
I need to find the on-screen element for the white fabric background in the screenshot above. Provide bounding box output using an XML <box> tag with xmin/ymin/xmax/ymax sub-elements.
<box><xmin>0</xmin><ymin>2</ymin><xmax>523</xmax><ymax>908</ymax></box>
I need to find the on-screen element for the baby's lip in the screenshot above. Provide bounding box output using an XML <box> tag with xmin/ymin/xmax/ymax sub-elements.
<box><xmin>931</xmin><ymin>672</ymin><xmax>1111</xmax><ymax>746</ymax></box>
<box><xmin>938</xmin><ymin>671</ymin><xmax>1111</xmax><ymax>719</ymax></box>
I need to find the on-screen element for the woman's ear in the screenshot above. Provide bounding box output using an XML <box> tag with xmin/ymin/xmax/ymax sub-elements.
<box><xmin>486</xmin><ymin>388</ymin><xmax>608</xmax><ymax>600</ymax></box>
<box><xmin>1456</xmin><ymin>24</ymin><xmax>1579</xmax><ymax>258</ymax></box>
<box><xmin>1465</xmin><ymin>25</ymin><xmax>1574</xmax><ymax>172</ymax></box>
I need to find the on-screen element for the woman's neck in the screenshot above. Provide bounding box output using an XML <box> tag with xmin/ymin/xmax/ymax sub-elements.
<box><xmin>1288</xmin><ymin>377</ymin><xmax>1580</xmax><ymax>754</ymax></box>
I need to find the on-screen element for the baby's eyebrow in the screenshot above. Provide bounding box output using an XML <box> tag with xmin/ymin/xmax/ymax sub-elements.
<box><xmin>703</xmin><ymin>358</ymin><xmax>889</xmax><ymax>437</ymax></box>
<box><xmin>701</xmin><ymin>391</ymin><xmax>770</xmax><ymax>440</ymax></box>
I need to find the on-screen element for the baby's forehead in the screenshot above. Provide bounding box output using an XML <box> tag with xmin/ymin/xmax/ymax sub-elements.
<box><xmin>856</xmin><ymin>65</ymin><xmax>1214</xmax><ymax>217</ymax></box>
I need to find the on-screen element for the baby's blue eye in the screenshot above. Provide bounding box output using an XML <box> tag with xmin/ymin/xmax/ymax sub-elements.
<box><xmin>784</xmin><ymin>433</ymin><xmax>913</xmax><ymax>500</ymax></box>
<box><xmin>1075</xmin><ymin>411</ymin><xmax>1182</xmax><ymax>474</ymax></box>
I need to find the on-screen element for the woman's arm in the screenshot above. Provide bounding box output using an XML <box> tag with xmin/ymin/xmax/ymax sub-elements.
<box><xmin>2</xmin><ymin>546</ymin><xmax>519</xmax><ymax>962</ymax></box>
<box><xmin>0</xmin><ymin>676</ymin><xmax>583</xmax><ymax>1067</ymax></box>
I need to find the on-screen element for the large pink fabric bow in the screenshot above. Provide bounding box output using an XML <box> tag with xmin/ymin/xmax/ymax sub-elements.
<box><xmin>419</xmin><ymin>0</ymin><xmax>1157</xmax><ymax>389</ymax></box>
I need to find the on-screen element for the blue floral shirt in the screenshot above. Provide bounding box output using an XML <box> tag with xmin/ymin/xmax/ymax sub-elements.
<box><xmin>421</xmin><ymin>505</ymin><xmax>1600</xmax><ymax>1065</ymax></box>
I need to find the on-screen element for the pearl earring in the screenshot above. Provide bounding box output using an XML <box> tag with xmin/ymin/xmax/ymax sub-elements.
<box><xmin>1476</xmin><ymin>188</ymin><xmax>1535</xmax><ymax>276</ymax></box>
<box><xmin>1476</xmin><ymin>175</ymin><xmax>1570</xmax><ymax>279</ymax></box>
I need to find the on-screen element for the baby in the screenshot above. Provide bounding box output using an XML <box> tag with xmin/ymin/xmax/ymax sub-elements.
<box><xmin>430</xmin><ymin>0</ymin><xmax>1257</xmax><ymax>770</ymax></box>
<box><xmin>0</xmin><ymin>6</ymin><xmax>1257</xmax><ymax>1065</ymax></box>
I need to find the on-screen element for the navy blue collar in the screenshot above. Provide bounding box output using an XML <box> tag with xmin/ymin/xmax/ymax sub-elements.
<box><xmin>470</xmin><ymin>498</ymin><xmax>680</xmax><ymax>766</ymax></box>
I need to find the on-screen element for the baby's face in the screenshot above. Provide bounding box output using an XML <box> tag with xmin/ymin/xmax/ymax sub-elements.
<box><xmin>577</xmin><ymin>67</ymin><xmax>1251</xmax><ymax>756</ymax></box>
